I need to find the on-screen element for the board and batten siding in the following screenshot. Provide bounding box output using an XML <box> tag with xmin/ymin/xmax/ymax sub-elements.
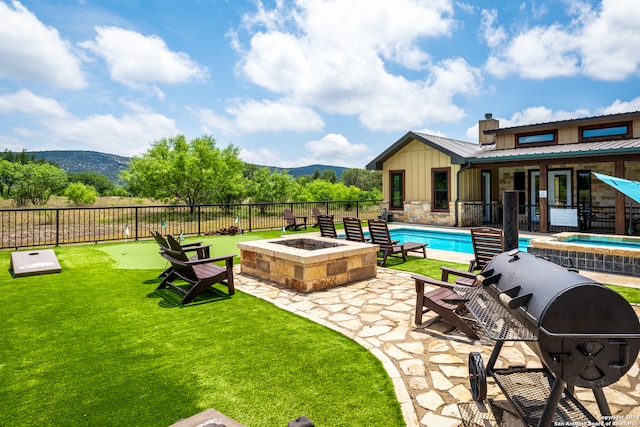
<box><xmin>382</xmin><ymin>139</ymin><xmax>461</xmax><ymax>205</ymax></box>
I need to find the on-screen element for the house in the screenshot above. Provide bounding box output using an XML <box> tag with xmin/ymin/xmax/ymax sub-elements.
<box><xmin>366</xmin><ymin>111</ymin><xmax>640</xmax><ymax>235</ymax></box>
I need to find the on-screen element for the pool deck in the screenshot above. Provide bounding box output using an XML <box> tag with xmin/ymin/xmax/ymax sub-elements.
<box><xmin>235</xmin><ymin>226</ymin><xmax>640</xmax><ymax>427</ymax></box>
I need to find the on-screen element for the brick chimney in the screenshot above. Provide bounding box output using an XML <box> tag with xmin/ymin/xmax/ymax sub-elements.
<box><xmin>478</xmin><ymin>113</ymin><xmax>499</xmax><ymax>145</ymax></box>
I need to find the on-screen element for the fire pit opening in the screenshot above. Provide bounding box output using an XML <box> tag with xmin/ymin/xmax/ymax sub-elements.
<box><xmin>272</xmin><ymin>238</ymin><xmax>344</xmax><ymax>251</ymax></box>
<box><xmin>237</xmin><ymin>236</ymin><xmax>378</xmax><ymax>293</ymax></box>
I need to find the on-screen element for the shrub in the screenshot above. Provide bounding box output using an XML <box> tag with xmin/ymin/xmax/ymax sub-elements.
<box><xmin>65</xmin><ymin>182</ymin><xmax>97</xmax><ymax>206</ymax></box>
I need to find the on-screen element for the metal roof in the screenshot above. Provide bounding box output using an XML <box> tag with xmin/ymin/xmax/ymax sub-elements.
<box><xmin>366</xmin><ymin>131</ymin><xmax>640</xmax><ymax>170</ymax></box>
<box><xmin>366</xmin><ymin>131</ymin><xmax>480</xmax><ymax>169</ymax></box>
<box><xmin>471</xmin><ymin>138</ymin><xmax>640</xmax><ymax>162</ymax></box>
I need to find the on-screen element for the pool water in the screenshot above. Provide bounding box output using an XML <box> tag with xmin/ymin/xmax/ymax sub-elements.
<box><xmin>364</xmin><ymin>228</ymin><xmax>530</xmax><ymax>254</ymax></box>
<box><xmin>564</xmin><ymin>235</ymin><xmax>640</xmax><ymax>250</ymax></box>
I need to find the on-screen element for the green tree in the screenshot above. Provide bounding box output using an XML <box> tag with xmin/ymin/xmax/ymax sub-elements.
<box><xmin>11</xmin><ymin>162</ymin><xmax>68</xmax><ymax>206</ymax></box>
<box><xmin>122</xmin><ymin>135</ymin><xmax>245</xmax><ymax>210</ymax></box>
<box><xmin>321</xmin><ymin>169</ymin><xmax>338</xmax><ymax>183</ymax></box>
<box><xmin>247</xmin><ymin>167</ymin><xmax>298</xmax><ymax>203</ymax></box>
<box><xmin>68</xmin><ymin>172</ymin><xmax>115</xmax><ymax>195</ymax></box>
<box><xmin>65</xmin><ymin>182</ymin><xmax>97</xmax><ymax>206</ymax></box>
<box><xmin>342</xmin><ymin>168</ymin><xmax>382</xmax><ymax>191</ymax></box>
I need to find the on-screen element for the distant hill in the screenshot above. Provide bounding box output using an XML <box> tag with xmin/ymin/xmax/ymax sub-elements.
<box><xmin>31</xmin><ymin>150</ymin><xmax>130</xmax><ymax>183</ymax></box>
<box><xmin>29</xmin><ymin>151</ymin><xmax>349</xmax><ymax>182</ymax></box>
<box><xmin>270</xmin><ymin>164</ymin><xmax>349</xmax><ymax>178</ymax></box>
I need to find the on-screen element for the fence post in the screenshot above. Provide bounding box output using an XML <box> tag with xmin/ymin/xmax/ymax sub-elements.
<box><xmin>133</xmin><ymin>207</ymin><xmax>138</xmax><ymax>241</ymax></box>
<box><xmin>248</xmin><ymin>204</ymin><xmax>253</xmax><ymax>231</ymax></box>
<box><xmin>55</xmin><ymin>209</ymin><xmax>60</xmax><ymax>247</ymax></box>
<box><xmin>197</xmin><ymin>205</ymin><xmax>201</xmax><ymax>236</ymax></box>
<box><xmin>356</xmin><ymin>201</ymin><xmax>360</xmax><ymax>218</ymax></box>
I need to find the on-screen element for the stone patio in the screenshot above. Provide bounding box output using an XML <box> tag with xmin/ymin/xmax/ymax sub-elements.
<box><xmin>233</xmin><ymin>248</ymin><xmax>640</xmax><ymax>427</ymax></box>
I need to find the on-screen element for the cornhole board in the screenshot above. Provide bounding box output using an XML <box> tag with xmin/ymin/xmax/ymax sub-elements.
<box><xmin>10</xmin><ymin>249</ymin><xmax>62</xmax><ymax>278</ymax></box>
<box><xmin>169</xmin><ymin>408</ymin><xmax>245</xmax><ymax>427</ymax></box>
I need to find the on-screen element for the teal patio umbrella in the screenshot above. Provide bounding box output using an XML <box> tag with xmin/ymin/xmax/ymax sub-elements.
<box><xmin>592</xmin><ymin>172</ymin><xmax>640</xmax><ymax>204</ymax></box>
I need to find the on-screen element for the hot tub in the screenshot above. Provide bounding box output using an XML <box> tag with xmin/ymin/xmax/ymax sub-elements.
<box><xmin>237</xmin><ymin>236</ymin><xmax>378</xmax><ymax>292</ymax></box>
<box><xmin>527</xmin><ymin>232</ymin><xmax>640</xmax><ymax>276</ymax></box>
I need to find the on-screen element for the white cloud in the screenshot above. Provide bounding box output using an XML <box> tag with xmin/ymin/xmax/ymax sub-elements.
<box><xmin>305</xmin><ymin>133</ymin><xmax>369</xmax><ymax>158</ymax></box>
<box><xmin>230</xmin><ymin>0</ymin><xmax>481</xmax><ymax>133</ymax></box>
<box><xmin>227</xmin><ymin>98</ymin><xmax>324</xmax><ymax>133</ymax></box>
<box><xmin>479</xmin><ymin>9</ymin><xmax>507</xmax><ymax>49</ymax></box>
<box><xmin>0</xmin><ymin>94</ymin><xmax>178</xmax><ymax>156</ymax></box>
<box><xmin>0</xmin><ymin>1</ymin><xmax>86</xmax><ymax>89</ymax></box>
<box><xmin>0</xmin><ymin>89</ymin><xmax>69</xmax><ymax>117</ymax></box>
<box><xmin>597</xmin><ymin>96</ymin><xmax>640</xmax><ymax>115</ymax></box>
<box><xmin>486</xmin><ymin>25</ymin><xmax>580</xmax><ymax>79</ymax></box>
<box><xmin>192</xmin><ymin>98</ymin><xmax>324</xmax><ymax>134</ymax></box>
<box><xmin>240</xmin><ymin>133</ymin><xmax>370</xmax><ymax>168</ymax></box>
<box><xmin>484</xmin><ymin>0</ymin><xmax>640</xmax><ymax>81</ymax></box>
<box><xmin>80</xmin><ymin>26</ymin><xmax>209</xmax><ymax>89</ymax></box>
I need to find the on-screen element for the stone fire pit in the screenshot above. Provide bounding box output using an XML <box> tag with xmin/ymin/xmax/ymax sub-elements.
<box><xmin>237</xmin><ymin>235</ymin><xmax>378</xmax><ymax>292</ymax></box>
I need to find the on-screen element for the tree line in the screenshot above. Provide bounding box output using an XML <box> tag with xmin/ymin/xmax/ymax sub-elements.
<box><xmin>0</xmin><ymin>135</ymin><xmax>381</xmax><ymax>207</ymax></box>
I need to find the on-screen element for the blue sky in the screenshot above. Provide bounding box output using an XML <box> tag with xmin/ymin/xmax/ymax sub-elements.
<box><xmin>1</xmin><ymin>0</ymin><xmax>639</xmax><ymax>168</ymax></box>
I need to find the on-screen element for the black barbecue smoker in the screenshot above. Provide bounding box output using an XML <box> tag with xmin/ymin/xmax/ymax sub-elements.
<box><xmin>457</xmin><ymin>250</ymin><xmax>640</xmax><ymax>427</ymax></box>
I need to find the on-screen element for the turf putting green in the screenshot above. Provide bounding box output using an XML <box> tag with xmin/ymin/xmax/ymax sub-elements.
<box><xmin>97</xmin><ymin>234</ymin><xmax>262</xmax><ymax>270</ymax></box>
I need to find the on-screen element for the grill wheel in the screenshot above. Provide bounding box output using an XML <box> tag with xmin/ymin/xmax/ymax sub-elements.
<box><xmin>469</xmin><ymin>351</ymin><xmax>487</xmax><ymax>401</ymax></box>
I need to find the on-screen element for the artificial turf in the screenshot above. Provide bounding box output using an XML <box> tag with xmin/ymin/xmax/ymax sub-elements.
<box><xmin>0</xmin><ymin>237</ymin><xmax>404</xmax><ymax>427</ymax></box>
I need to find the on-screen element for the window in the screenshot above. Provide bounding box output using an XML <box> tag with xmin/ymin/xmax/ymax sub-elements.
<box><xmin>432</xmin><ymin>168</ymin><xmax>450</xmax><ymax>212</ymax></box>
<box><xmin>577</xmin><ymin>170</ymin><xmax>591</xmax><ymax>206</ymax></box>
<box><xmin>579</xmin><ymin>121</ymin><xmax>631</xmax><ymax>142</ymax></box>
<box><xmin>389</xmin><ymin>171</ymin><xmax>404</xmax><ymax>210</ymax></box>
<box><xmin>515</xmin><ymin>130</ymin><xmax>557</xmax><ymax>147</ymax></box>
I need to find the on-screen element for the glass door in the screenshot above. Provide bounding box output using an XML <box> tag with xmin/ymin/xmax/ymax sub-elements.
<box><xmin>530</xmin><ymin>171</ymin><xmax>540</xmax><ymax>222</ymax></box>
<box><xmin>548</xmin><ymin>170</ymin><xmax>572</xmax><ymax>207</ymax></box>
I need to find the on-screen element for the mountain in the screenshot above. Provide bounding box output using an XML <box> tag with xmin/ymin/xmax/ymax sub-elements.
<box><xmin>31</xmin><ymin>150</ymin><xmax>130</xmax><ymax>183</ymax></box>
<box><xmin>29</xmin><ymin>151</ymin><xmax>349</xmax><ymax>182</ymax></box>
<box><xmin>270</xmin><ymin>164</ymin><xmax>349</xmax><ymax>178</ymax></box>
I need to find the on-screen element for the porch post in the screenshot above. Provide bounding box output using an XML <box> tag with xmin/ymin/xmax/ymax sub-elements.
<box><xmin>539</xmin><ymin>164</ymin><xmax>548</xmax><ymax>233</ymax></box>
<box><xmin>615</xmin><ymin>160</ymin><xmax>626</xmax><ymax>235</ymax></box>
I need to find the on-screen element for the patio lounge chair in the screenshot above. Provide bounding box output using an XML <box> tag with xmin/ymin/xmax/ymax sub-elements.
<box><xmin>283</xmin><ymin>208</ymin><xmax>307</xmax><ymax>230</ymax></box>
<box><xmin>468</xmin><ymin>226</ymin><xmax>504</xmax><ymax>272</ymax></box>
<box><xmin>152</xmin><ymin>231</ymin><xmax>209</xmax><ymax>277</ymax></box>
<box><xmin>311</xmin><ymin>207</ymin><xmax>331</xmax><ymax>227</ymax></box>
<box><xmin>413</xmin><ymin>268</ymin><xmax>486</xmax><ymax>340</ymax></box>
<box><xmin>343</xmin><ymin>217</ymin><xmax>367</xmax><ymax>242</ymax></box>
<box><xmin>367</xmin><ymin>219</ymin><xmax>427</xmax><ymax>266</ymax></box>
<box><xmin>166</xmin><ymin>234</ymin><xmax>211</xmax><ymax>259</ymax></box>
<box><xmin>317</xmin><ymin>214</ymin><xmax>338</xmax><ymax>238</ymax></box>
<box><xmin>157</xmin><ymin>242</ymin><xmax>235</xmax><ymax>304</ymax></box>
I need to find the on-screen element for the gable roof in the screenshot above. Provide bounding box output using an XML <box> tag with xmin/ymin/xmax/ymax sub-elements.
<box><xmin>366</xmin><ymin>131</ymin><xmax>480</xmax><ymax>169</ymax></box>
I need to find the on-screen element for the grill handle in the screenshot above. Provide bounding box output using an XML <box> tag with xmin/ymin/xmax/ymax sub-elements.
<box><xmin>609</xmin><ymin>339</ymin><xmax>630</xmax><ymax>369</ymax></box>
<box><xmin>538</xmin><ymin>327</ymin><xmax>640</xmax><ymax>339</ymax></box>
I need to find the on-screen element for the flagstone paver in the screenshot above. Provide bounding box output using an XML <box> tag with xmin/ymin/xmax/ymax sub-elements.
<box><xmin>233</xmin><ymin>262</ymin><xmax>640</xmax><ymax>427</ymax></box>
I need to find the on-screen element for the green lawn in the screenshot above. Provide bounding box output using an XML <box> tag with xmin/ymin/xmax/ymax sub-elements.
<box><xmin>3</xmin><ymin>229</ymin><xmax>639</xmax><ymax>427</ymax></box>
<box><xmin>0</xmin><ymin>232</ymin><xmax>403</xmax><ymax>427</ymax></box>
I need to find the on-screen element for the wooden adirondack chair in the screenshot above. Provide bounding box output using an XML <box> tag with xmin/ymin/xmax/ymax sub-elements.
<box><xmin>367</xmin><ymin>219</ymin><xmax>427</xmax><ymax>266</ymax></box>
<box><xmin>157</xmin><ymin>242</ymin><xmax>235</xmax><ymax>304</ymax></box>
<box><xmin>413</xmin><ymin>268</ymin><xmax>486</xmax><ymax>340</ymax></box>
<box><xmin>311</xmin><ymin>207</ymin><xmax>330</xmax><ymax>227</ymax></box>
<box><xmin>283</xmin><ymin>208</ymin><xmax>307</xmax><ymax>230</ymax></box>
<box><xmin>342</xmin><ymin>217</ymin><xmax>367</xmax><ymax>242</ymax></box>
<box><xmin>468</xmin><ymin>227</ymin><xmax>504</xmax><ymax>272</ymax></box>
<box><xmin>152</xmin><ymin>231</ymin><xmax>209</xmax><ymax>277</ymax></box>
<box><xmin>317</xmin><ymin>214</ymin><xmax>338</xmax><ymax>238</ymax></box>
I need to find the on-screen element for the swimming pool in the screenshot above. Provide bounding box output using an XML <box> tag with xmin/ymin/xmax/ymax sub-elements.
<box><xmin>365</xmin><ymin>227</ymin><xmax>530</xmax><ymax>254</ymax></box>
<box><xmin>563</xmin><ymin>235</ymin><xmax>640</xmax><ymax>250</ymax></box>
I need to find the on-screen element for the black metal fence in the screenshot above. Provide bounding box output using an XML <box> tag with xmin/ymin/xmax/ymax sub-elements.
<box><xmin>462</xmin><ymin>202</ymin><xmax>639</xmax><ymax>235</ymax></box>
<box><xmin>0</xmin><ymin>200</ymin><xmax>382</xmax><ymax>250</ymax></box>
